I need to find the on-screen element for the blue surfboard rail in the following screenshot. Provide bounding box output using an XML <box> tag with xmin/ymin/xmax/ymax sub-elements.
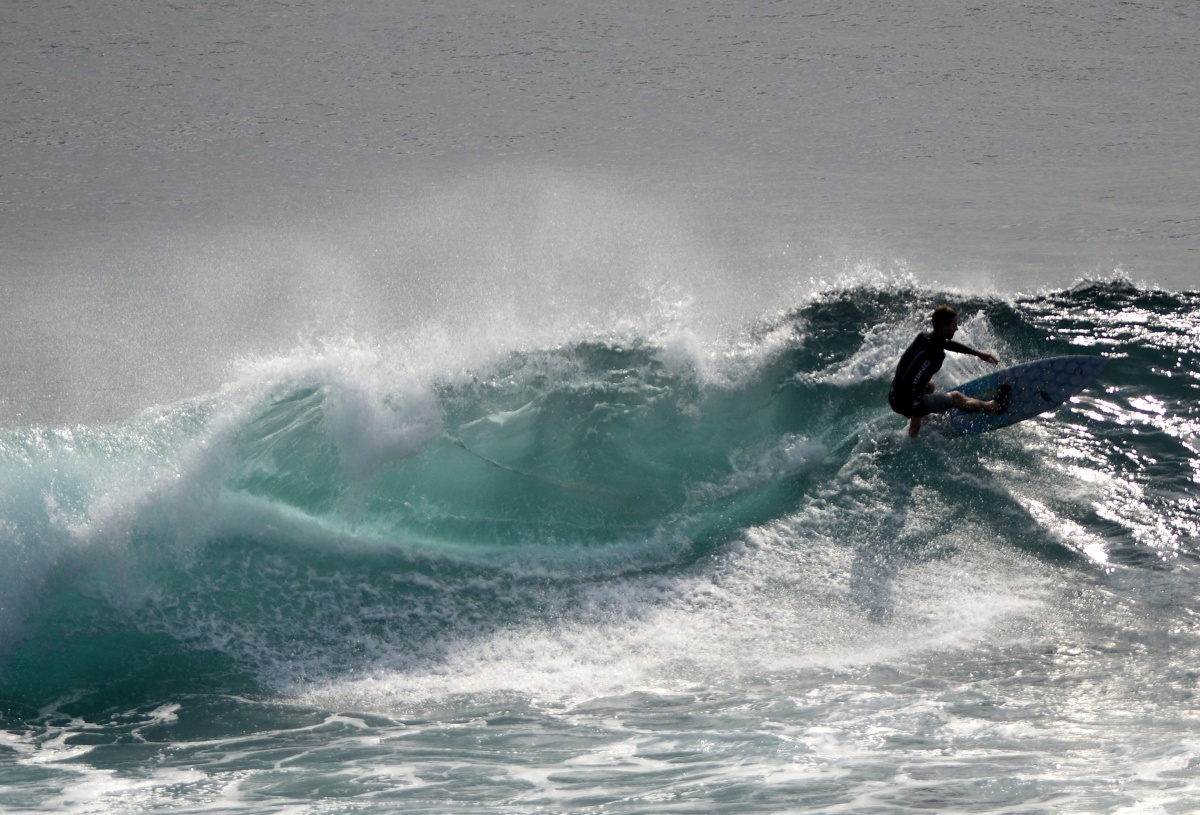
<box><xmin>942</xmin><ymin>355</ymin><xmax>1107</xmax><ymax>436</ymax></box>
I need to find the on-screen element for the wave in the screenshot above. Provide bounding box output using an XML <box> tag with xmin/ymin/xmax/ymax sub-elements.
<box><xmin>1</xmin><ymin>278</ymin><xmax>1197</xmax><ymax>714</ymax></box>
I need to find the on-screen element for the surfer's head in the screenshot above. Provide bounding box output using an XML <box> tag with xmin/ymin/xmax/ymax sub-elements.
<box><xmin>931</xmin><ymin>304</ymin><xmax>958</xmax><ymax>336</ymax></box>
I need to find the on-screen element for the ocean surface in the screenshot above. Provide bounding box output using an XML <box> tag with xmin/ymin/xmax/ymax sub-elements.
<box><xmin>2</xmin><ymin>1</ymin><xmax>1199</xmax><ymax>813</ymax></box>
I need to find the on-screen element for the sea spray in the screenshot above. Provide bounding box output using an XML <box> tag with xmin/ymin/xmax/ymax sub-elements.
<box><xmin>2</xmin><ymin>280</ymin><xmax>1198</xmax><ymax>814</ymax></box>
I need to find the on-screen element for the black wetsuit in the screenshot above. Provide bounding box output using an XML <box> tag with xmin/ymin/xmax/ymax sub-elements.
<box><xmin>888</xmin><ymin>332</ymin><xmax>976</xmax><ymax>418</ymax></box>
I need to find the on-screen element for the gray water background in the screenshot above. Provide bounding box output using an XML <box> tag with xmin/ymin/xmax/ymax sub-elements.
<box><xmin>2</xmin><ymin>0</ymin><xmax>1197</xmax><ymax>424</ymax></box>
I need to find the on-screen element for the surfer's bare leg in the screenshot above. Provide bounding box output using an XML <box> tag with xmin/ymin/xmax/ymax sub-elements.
<box><xmin>908</xmin><ymin>380</ymin><xmax>935</xmax><ymax>438</ymax></box>
<box><xmin>950</xmin><ymin>391</ymin><xmax>1002</xmax><ymax>414</ymax></box>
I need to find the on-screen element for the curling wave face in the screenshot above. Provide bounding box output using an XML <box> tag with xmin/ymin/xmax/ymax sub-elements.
<box><xmin>0</xmin><ymin>279</ymin><xmax>1197</xmax><ymax>715</ymax></box>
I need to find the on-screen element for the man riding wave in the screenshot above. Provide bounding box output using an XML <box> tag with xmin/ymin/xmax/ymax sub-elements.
<box><xmin>889</xmin><ymin>305</ymin><xmax>1007</xmax><ymax>438</ymax></box>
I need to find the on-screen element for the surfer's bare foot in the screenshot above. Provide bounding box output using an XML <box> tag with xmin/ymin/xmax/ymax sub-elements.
<box><xmin>908</xmin><ymin>416</ymin><xmax>921</xmax><ymax>438</ymax></box>
<box><xmin>988</xmin><ymin>384</ymin><xmax>1012</xmax><ymax>414</ymax></box>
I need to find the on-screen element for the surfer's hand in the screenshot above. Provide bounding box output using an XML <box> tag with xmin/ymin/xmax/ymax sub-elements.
<box><xmin>979</xmin><ymin>351</ymin><xmax>999</xmax><ymax>365</ymax></box>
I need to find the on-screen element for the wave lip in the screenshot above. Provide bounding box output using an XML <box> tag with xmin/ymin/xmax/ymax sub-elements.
<box><xmin>1</xmin><ymin>278</ymin><xmax>1197</xmax><ymax>709</ymax></box>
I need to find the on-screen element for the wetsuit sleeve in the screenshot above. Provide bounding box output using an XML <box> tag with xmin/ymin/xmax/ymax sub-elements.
<box><xmin>944</xmin><ymin>340</ymin><xmax>983</xmax><ymax>357</ymax></box>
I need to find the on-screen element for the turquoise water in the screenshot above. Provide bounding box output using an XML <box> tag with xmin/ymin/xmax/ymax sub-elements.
<box><xmin>2</xmin><ymin>280</ymin><xmax>1198</xmax><ymax>813</ymax></box>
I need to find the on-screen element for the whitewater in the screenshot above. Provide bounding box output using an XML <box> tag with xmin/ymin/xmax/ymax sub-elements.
<box><xmin>3</xmin><ymin>1</ymin><xmax>1199</xmax><ymax>813</ymax></box>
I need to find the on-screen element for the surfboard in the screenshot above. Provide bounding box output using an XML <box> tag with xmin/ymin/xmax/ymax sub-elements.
<box><xmin>936</xmin><ymin>355</ymin><xmax>1107</xmax><ymax>436</ymax></box>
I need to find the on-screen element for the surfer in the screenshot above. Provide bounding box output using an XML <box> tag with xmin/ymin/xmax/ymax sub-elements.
<box><xmin>889</xmin><ymin>305</ymin><xmax>1006</xmax><ymax>438</ymax></box>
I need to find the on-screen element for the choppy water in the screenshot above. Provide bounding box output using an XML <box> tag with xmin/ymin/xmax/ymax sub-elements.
<box><xmin>2</xmin><ymin>280</ymin><xmax>1198</xmax><ymax>813</ymax></box>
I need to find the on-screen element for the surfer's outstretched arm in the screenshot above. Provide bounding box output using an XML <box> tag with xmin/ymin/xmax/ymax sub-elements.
<box><xmin>945</xmin><ymin>340</ymin><xmax>999</xmax><ymax>365</ymax></box>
